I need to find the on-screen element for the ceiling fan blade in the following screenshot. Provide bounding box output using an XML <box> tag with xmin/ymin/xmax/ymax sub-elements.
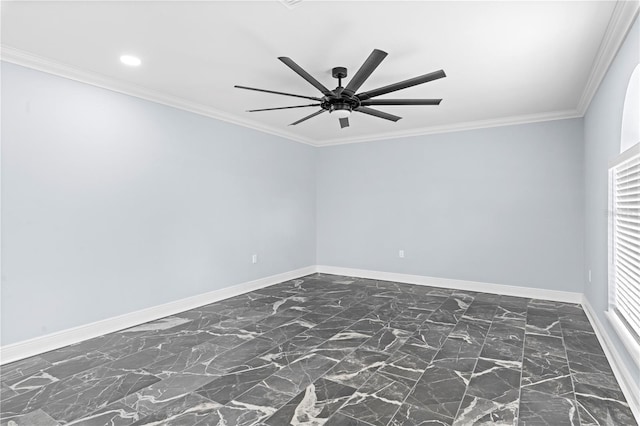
<box><xmin>356</xmin><ymin>70</ymin><xmax>446</xmax><ymax>101</ymax></box>
<box><xmin>339</xmin><ymin>117</ymin><xmax>350</xmax><ymax>129</ymax></box>
<box><xmin>247</xmin><ymin>104</ymin><xmax>321</xmax><ymax>112</ymax></box>
<box><xmin>342</xmin><ymin>49</ymin><xmax>388</xmax><ymax>97</ymax></box>
<box><xmin>290</xmin><ymin>109</ymin><xmax>326</xmax><ymax>126</ymax></box>
<box><xmin>360</xmin><ymin>99</ymin><xmax>442</xmax><ymax>106</ymax></box>
<box><xmin>235</xmin><ymin>85</ymin><xmax>322</xmax><ymax>101</ymax></box>
<box><xmin>278</xmin><ymin>57</ymin><xmax>333</xmax><ymax>96</ymax></box>
<box><xmin>355</xmin><ymin>106</ymin><xmax>402</xmax><ymax>122</ymax></box>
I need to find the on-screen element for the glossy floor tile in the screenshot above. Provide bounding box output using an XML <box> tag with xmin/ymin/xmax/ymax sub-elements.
<box><xmin>1</xmin><ymin>274</ymin><xmax>636</xmax><ymax>425</ymax></box>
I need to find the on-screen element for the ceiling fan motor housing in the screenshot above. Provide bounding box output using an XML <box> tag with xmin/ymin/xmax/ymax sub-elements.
<box><xmin>326</xmin><ymin>98</ymin><xmax>358</xmax><ymax>112</ymax></box>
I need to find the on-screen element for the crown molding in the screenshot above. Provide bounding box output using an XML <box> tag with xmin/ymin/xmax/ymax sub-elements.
<box><xmin>577</xmin><ymin>0</ymin><xmax>640</xmax><ymax>115</ymax></box>
<box><xmin>0</xmin><ymin>46</ymin><xmax>317</xmax><ymax>146</ymax></box>
<box><xmin>0</xmin><ymin>46</ymin><xmax>581</xmax><ymax>147</ymax></box>
<box><xmin>315</xmin><ymin>109</ymin><xmax>581</xmax><ymax>147</ymax></box>
<box><xmin>2</xmin><ymin>13</ymin><xmax>628</xmax><ymax>149</ymax></box>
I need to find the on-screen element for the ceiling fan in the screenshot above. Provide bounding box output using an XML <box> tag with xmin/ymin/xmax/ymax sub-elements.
<box><xmin>235</xmin><ymin>49</ymin><xmax>446</xmax><ymax>129</ymax></box>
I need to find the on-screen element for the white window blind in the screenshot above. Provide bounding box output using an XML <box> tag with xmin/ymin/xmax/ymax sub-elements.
<box><xmin>610</xmin><ymin>146</ymin><xmax>640</xmax><ymax>344</ymax></box>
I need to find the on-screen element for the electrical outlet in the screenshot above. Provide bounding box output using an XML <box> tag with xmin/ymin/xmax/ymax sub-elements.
<box><xmin>398</xmin><ymin>250</ymin><xmax>405</xmax><ymax>258</ymax></box>
<box><xmin>252</xmin><ymin>254</ymin><xmax>258</xmax><ymax>264</ymax></box>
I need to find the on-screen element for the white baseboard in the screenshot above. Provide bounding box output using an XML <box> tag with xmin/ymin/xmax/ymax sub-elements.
<box><xmin>582</xmin><ymin>297</ymin><xmax>640</xmax><ymax>422</ymax></box>
<box><xmin>0</xmin><ymin>265</ymin><xmax>589</xmax><ymax>365</ymax></box>
<box><xmin>0</xmin><ymin>266</ymin><xmax>316</xmax><ymax>365</ymax></box>
<box><xmin>316</xmin><ymin>265</ymin><xmax>582</xmax><ymax>303</ymax></box>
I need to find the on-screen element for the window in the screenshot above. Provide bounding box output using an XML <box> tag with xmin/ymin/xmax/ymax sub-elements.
<box><xmin>607</xmin><ymin>64</ymin><xmax>640</xmax><ymax>361</ymax></box>
<box><xmin>608</xmin><ymin>143</ymin><xmax>640</xmax><ymax>356</ymax></box>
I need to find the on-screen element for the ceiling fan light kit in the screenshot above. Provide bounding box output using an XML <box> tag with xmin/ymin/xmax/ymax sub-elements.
<box><xmin>235</xmin><ymin>49</ymin><xmax>445</xmax><ymax>129</ymax></box>
<box><xmin>330</xmin><ymin>103</ymin><xmax>352</xmax><ymax>119</ymax></box>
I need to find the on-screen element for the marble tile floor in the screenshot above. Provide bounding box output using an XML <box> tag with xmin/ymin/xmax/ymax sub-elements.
<box><xmin>1</xmin><ymin>273</ymin><xmax>636</xmax><ymax>426</ymax></box>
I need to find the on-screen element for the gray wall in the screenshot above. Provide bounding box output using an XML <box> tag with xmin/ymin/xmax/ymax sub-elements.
<box><xmin>583</xmin><ymin>15</ymin><xmax>639</xmax><ymax>387</ymax></box>
<box><xmin>1</xmin><ymin>62</ymin><xmax>316</xmax><ymax>345</ymax></box>
<box><xmin>3</xmin><ymin>18</ymin><xmax>634</xmax><ymax>359</ymax></box>
<box><xmin>317</xmin><ymin>119</ymin><xmax>585</xmax><ymax>293</ymax></box>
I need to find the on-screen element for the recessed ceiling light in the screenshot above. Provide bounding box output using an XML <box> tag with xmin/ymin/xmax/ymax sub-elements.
<box><xmin>120</xmin><ymin>55</ymin><xmax>141</xmax><ymax>67</ymax></box>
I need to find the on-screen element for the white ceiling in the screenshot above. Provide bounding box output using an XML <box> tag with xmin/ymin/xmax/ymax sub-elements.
<box><xmin>1</xmin><ymin>1</ymin><xmax>637</xmax><ymax>146</ymax></box>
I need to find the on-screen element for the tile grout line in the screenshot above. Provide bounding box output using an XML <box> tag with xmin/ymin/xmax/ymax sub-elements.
<box><xmin>322</xmin><ymin>301</ymin><xmax>437</xmax><ymax>425</ymax></box>
<box><xmin>320</xmin><ymin>289</ymin><xmax>452</xmax><ymax>425</ymax></box>
<box><xmin>54</xmin><ymin>289</ymin><xmax>346</xmax><ymax>424</ymax></box>
<box><xmin>378</xmin><ymin>298</ymin><xmax>450</xmax><ymax>426</ymax></box>
<box><xmin>449</xmin><ymin>297</ymin><xmax>499</xmax><ymax>424</ymax></box>
<box><xmin>262</xmin><ymin>293</ymin><xmax>478</xmax><ymax>425</ymax></box>
<box><xmin>193</xmin><ymin>291</ymin><xmax>374</xmax><ymax>415</ymax></box>
<box><xmin>112</xmin><ymin>286</ymin><xmax>358</xmax><ymax>423</ymax></box>
<box><xmin>386</xmin><ymin>292</ymin><xmax>475</xmax><ymax>426</ymax></box>
<box><xmin>378</xmin><ymin>288</ymin><xmax>463</xmax><ymax>425</ymax></box>
<box><xmin>557</xmin><ymin>310</ymin><xmax>583</xmax><ymax>425</ymax></box>
<box><xmin>516</xmin><ymin>305</ymin><xmax>529</xmax><ymax>426</ymax></box>
<box><xmin>212</xmin><ymin>288</ymin><xmax>399</xmax><ymax>424</ymax></box>
<box><xmin>379</xmin><ymin>293</ymin><xmax>454</xmax><ymax>425</ymax></box>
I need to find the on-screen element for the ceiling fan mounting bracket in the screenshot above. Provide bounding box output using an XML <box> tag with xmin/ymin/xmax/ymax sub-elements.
<box><xmin>332</xmin><ymin>67</ymin><xmax>347</xmax><ymax>79</ymax></box>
